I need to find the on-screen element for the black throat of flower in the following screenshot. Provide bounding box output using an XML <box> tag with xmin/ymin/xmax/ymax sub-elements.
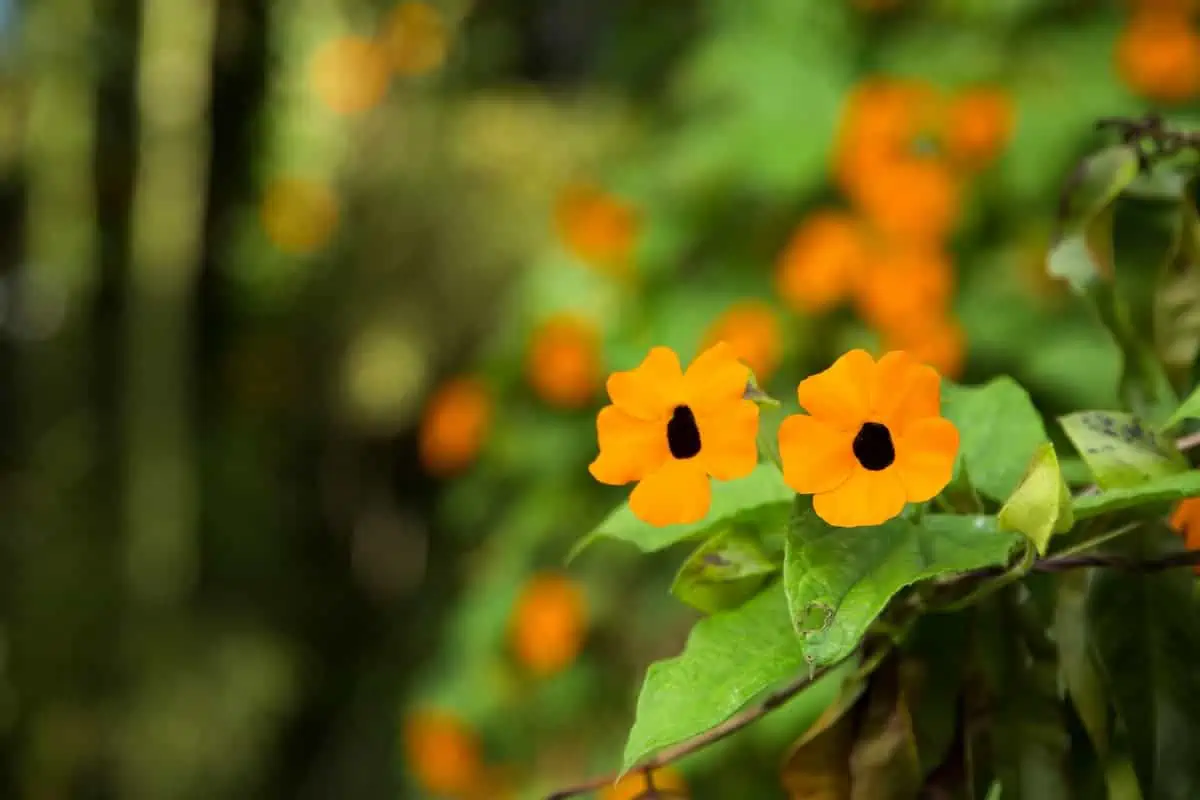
<box><xmin>852</xmin><ymin>421</ymin><xmax>896</xmax><ymax>471</ymax></box>
<box><xmin>667</xmin><ymin>405</ymin><xmax>702</xmax><ymax>459</ymax></box>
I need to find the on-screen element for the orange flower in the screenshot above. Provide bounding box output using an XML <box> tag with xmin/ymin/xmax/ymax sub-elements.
<box><xmin>856</xmin><ymin>248</ymin><xmax>954</xmax><ymax>337</ymax></box>
<box><xmin>703</xmin><ymin>301</ymin><xmax>783</xmax><ymax>383</ymax></box>
<box><xmin>835</xmin><ymin>78</ymin><xmax>941</xmax><ymax>200</ymax></box>
<box><xmin>883</xmin><ymin>315</ymin><xmax>966</xmax><ymax>379</ymax></box>
<box><xmin>419</xmin><ymin>377</ymin><xmax>491</xmax><ymax>476</ymax></box>
<box><xmin>775</xmin><ymin>212</ymin><xmax>869</xmax><ymax>314</ymax></box>
<box><xmin>589</xmin><ymin>343</ymin><xmax>759</xmax><ymax>526</ymax></box>
<box><xmin>510</xmin><ymin>573</ymin><xmax>587</xmax><ymax>676</ymax></box>
<box><xmin>402</xmin><ymin>710</ymin><xmax>483</xmax><ymax>796</ymax></box>
<box><xmin>554</xmin><ymin>182</ymin><xmax>640</xmax><ymax>275</ymax></box>
<box><xmin>310</xmin><ymin>36</ymin><xmax>392</xmax><ymax>115</ymax></box>
<box><xmin>855</xmin><ymin>157</ymin><xmax>961</xmax><ymax>246</ymax></box>
<box><xmin>260</xmin><ymin>177</ymin><xmax>339</xmax><ymax>255</ymax></box>
<box><xmin>1170</xmin><ymin>498</ymin><xmax>1200</xmax><ymax>572</ymax></box>
<box><xmin>601</xmin><ymin>767</ymin><xmax>689</xmax><ymax>800</ymax></box>
<box><xmin>778</xmin><ymin>350</ymin><xmax>960</xmax><ymax>527</ymax></box>
<box><xmin>1116</xmin><ymin>12</ymin><xmax>1200</xmax><ymax>102</ymax></box>
<box><xmin>527</xmin><ymin>315</ymin><xmax>602</xmax><ymax>408</ymax></box>
<box><xmin>944</xmin><ymin>87</ymin><xmax>1014</xmax><ymax>170</ymax></box>
<box><xmin>382</xmin><ymin>2</ymin><xmax>449</xmax><ymax>76</ymax></box>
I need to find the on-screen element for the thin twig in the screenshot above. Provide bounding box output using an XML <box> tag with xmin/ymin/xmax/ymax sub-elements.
<box><xmin>544</xmin><ymin>654</ymin><xmax>853</xmax><ymax>800</ymax></box>
<box><xmin>1034</xmin><ymin>548</ymin><xmax>1200</xmax><ymax>573</ymax></box>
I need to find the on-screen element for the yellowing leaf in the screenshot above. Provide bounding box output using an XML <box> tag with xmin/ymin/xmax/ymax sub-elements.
<box><xmin>998</xmin><ymin>443</ymin><xmax>1074</xmax><ymax>555</ymax></box>
<box><xmin>1059</xmin><ymin>410</ymin><xmax>1186</xmax><ymax>489</ymax></box>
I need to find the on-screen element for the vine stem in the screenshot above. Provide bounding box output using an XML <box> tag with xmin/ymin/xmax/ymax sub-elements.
<box><xmin>543</xmin><ymin>654</ymin><xmax>853</xmax><ymax>799</ymax></box>
<box><xmin>547</xmin><ymin>429</ymin><xmax>1200</xmax><ymax>798</ymax></box>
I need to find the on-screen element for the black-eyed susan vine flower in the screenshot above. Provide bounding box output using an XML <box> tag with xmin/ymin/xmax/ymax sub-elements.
<box><xmin>589</xmin><ymin>343</ymin><xmax>759</xmax><ymax>526</ymax></box>
<box><xmin>778</xmin><ymin>349</ymin><xmax>959</xmax><ymax>528</ymax></box>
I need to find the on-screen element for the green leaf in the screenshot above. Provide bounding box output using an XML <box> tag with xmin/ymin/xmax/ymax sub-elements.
<box><xmin>1060</xmin><ymin>410</ymin><xmax>1187</xmax><ymax>489</ymax></box>
<box><xmin>1073</xmin><ymin>469</ymin><xmax>1200</xmax><ymax>520</ymax></box>
<box><xmin>784</xmin><ymin>498</ymin><xmax>1023</xmax><ymax>667</ymax></box>
<box><xmin>902</xmin><ymin>613</ymin><xmax>972</xmax><ymax>777</ymax></box>
<box><xmin>998</xmin><ymin>443</ymin><xmax>1075</xmax><ymax>555</ymax></box>
<box><xmin>1057</xmin><ymin>146</ymin><xmax>1141</xmax><ymax>249</ymax></box>
<box><xmin>1087</xmin><ymin>527</ymin><xmax>1200</xmax><ymax>798</ymax></box>
<box><xmin>1164</xmin><ymin>381</ymin><xmax>1200</xmax><ymax>430</ymax></box>
<box><xmin>1055</xmin><ymin>570</ymin><xmax>1108</xmax><ymax>755</ymax></box>
<box><xmin>572</xmin><ymin>464</ymin><xmax>793</xmax><ymax>559</ymax></box>
<box><xmin>623</xmin><ymin>582</ymin><xmax>821</xmax><ymax>771</ymax></box>
<box><xmin>943</xmin><ymin>378</ymin><xmax>1048</xmax><ymax>502</ymax></box>
<box><xmin>670</xmin><ymin>529</ymin><xmax>779</xmax><ymax>614</ymax></box>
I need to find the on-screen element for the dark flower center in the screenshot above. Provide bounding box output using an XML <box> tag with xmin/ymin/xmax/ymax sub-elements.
<box><xmin>852</xmin><ymin>422</ymin><xmax>895</xmax><ymax>471</ymax></box>
<box><xmin>666</xmin><ymin>405</ymin><xmax>702</xmax><ymax>460</ymax></box>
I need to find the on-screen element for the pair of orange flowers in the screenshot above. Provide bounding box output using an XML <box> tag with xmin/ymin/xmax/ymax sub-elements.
<box><xmin>588</xmin><ymin>343</ymin><xmax>961</xmax><ymax>528</ymax></box>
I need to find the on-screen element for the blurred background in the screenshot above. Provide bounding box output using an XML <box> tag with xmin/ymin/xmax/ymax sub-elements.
<box><xmin>0</xmin><ymin>0</ymin><xmax>1197</xmax><ymax>797</ymax></box>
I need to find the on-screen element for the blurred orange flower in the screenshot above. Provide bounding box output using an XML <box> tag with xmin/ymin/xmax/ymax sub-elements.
<box><xmin>944</xmin><ymin>87</ymin><xmax>1015</xmax><ymax>170</ymax></box>
<box><xmin>527</xmin><ymin>315</ymin><xmax>602</xmax><ymax>408</ymax></box>
<box><xmin>554</xmin><ymin>182</ymin><xmax>640</xmax><ymax>275</ymax></box>
<box><xmin>835</xmin><ymin>78</ymin><xmax>940</xmax><ymax>200</ymax></box>
<box><xmin>1170</xmin><ymin>497</ymin><xmax>1200</xmax><ymax>573</ymax></box>
<box><xmin>402</xmin><ymin>710</ymin><xmax>484</xmax><ymax>797</ymax></box>
<box><xmin>1116</xmin><ymin>12</ymin><xmax>1200</xmax><ymax>102</ymax></box>
<box><xmin>883</xmin><ymin>315</ymin><xmax>966</xmax><ymax>379</ymax></box>
<box><xmin>310</xmin><ymin>36</ymin><xmax>392</xmax><ymax>115</ymax></box>
<box><xmin>419</xmin><ymin>377</ymin><xmax>491</xmax><ymax>476</ymax></box>
<box><xmin>775</xmin><ymin>211</ymin><xmax>869</xmax><ymax>313</ymax></box>
<box><xmin>589</xmin><ymin>344</ymin><xmax>759</xmax><ymax>526</ymax></box>
<box><xmin>600</xmin><ymin>766</ymin><xmax>689</xmax><ymax>800</ymax></box>
<box><xmin>855</xmin><ymin>156</ymin><xmax>962</xmax><ymax>247</ymax></box>
<box><xmin>260</xmin><ymin>177</ymin><xmax>339</xmax><ymax>256</ymax></box>
<box><xmin>856</xmin><ymin>248</ymin><xmax>954</xmax><ymax>337</ymax></box>
<box><xmin>382</xmin><ymin>2</ymin><xmax>449</xmax><ymax>76</ymax></box>
<box><xmin>703</xmin><ymin>301</ymin><xmax>783</xmax><ymax>383</ymax></box>
<box><xmin>510</xmin><ymin>573</ymin><xmax>587</xmax><ymax>677</ymax></box>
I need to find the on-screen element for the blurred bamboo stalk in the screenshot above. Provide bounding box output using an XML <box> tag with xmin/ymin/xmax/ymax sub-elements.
<box><xmin>124</xmin><ymin>0</ymin><xmax>216</xmax><ymax>606</ymax></box>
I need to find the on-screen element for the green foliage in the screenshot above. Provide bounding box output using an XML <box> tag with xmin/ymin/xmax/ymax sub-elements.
<box><xmin>998</xmin><ymin>443</ymin><xmax>1074</xmax><ymax>556</ymax></box>
<box><xmin>670</xmin><ymin>529</ymin><xmax>778</xmax><ymax>614</ymax></box>
<box><xmin>943</xmin><ymin>378</ymin><xmax>1048</xmax><ymax>502</ymax></box>
<box><xmin>1073</xmin><ymin>470</ymin><xmax>1200</xmax><ymax>520</ymax></box>
<box><xmin>1060</xmin><ymin>409</ymin><xmax>1187</xmax><ymax>488</ymax></box>
<box><xmin>784</xmin><ymin>497</ymin><xmax>1023</xmax><ymax>667</ymax></box>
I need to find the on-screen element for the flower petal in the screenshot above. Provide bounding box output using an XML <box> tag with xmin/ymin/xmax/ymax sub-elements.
<box><xmin>683</xmin><ymin>341</ymin><xmax>750</xmax><ymax>412</ymax></box>
<box><xmin>796</xmin><ymin>349</ymin><xmax>875</xmax><ymax>430</ymax></box>
<box><xmin>629</xmin><ymin>459</ymin><xmax>712</xmax><ymax>526</ymax></box>
<box><xmin>813</xmin><ymin>467</ymin><xmax>907</xmax><ymax>528</ymax></box>
<box><xmin>872</xmin><ymin>351</ymin><xmax>941</xmax><ymax>432</ymax></box>
<box><xmin>894</xmin><ymin>417</ymin><xmax>960</xmax><ymax>502</ymax></box>
<box><xmin>778</xmin><ymin>413</ymin><xmax>856</xmax><ymax>494</ymax></box>
<box><xmin>588</xmin><ymin>406</ymin><xmax>669</xmax><ymax>485</ymax></box>
<box><xmin>695</xmin><ymin>399</ymin><xmax>760</xmax><ymax>481</ymax></box>
<box><xmin>606</xmin><ymin>347</ymin><xmax>684</xmax><ymax>420</ymax></box>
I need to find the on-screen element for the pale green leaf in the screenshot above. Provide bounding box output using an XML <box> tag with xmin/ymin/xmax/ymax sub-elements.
<box><xmin>670</xmin><ymin>529</ymin><xmax>779</xmax><ymax>615</ymax></box>
<box><xmin>1059</xmin><ymin>410</ymin><xmax>1186</xmax><ymax>489</ymax></box>
<box><xmin>784</xmin><ymin>499</ymin><xmax>1023</xmax><ymax>667</ymax></box>
<box><xmin>623</xmin><ymin>582</ymin><xmax>823</xmax><ymax>771</ymax></box>
<box><xmin>943</xmin><ymin>378</ymin><xmax>1048</xmax><ymax>502</ymax></box>
<box><xmin>1164</xmin><ymin>383</ymin><xmax>1200</xmax><ymax>431</ymax></box>
<box><xmin>1056</xmin><ymin>570</ymin><xmax>1108</xmax><ymax>754</ymax></box>
<box><xmin>998</xmin><ymin>443</ymin><xmax>1074</xmax><ymax>555</ymax></box>
<box><xmin>572</xmin><ymin>464</ymin><xmax>792</xmax><ymax>559</ymax></box>
<box><xmin>1072</xmin><ymin>469</ymin><xmax>1200</xmax><ymax>520</ymax></box>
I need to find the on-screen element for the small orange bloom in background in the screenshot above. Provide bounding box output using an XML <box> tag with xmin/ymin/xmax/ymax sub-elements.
<box><xmin>883</xmin><ymin>315</ymin><xmax>966</xmax><ymax>379</ymax></box>
<box><xmin>589</xmin><ymin>343</ymin><xmax>759</xmax><ymax>526</ymax></box>
<box><xmin>1117</xmin><ymin>12</ymin><xmax>1200</xmax><ymax>102</ymax></box>
<box><xmin>703</xmin><ymin>301</ymin><xmax>783</xmax><ymax>383</ymax></box>
<box><xmin>419</xmin><ymin>377</ymin><xmax>491</xmax><ymax>476</ymax></box>
<box><xmin>856</xmin><ymin>248</ymin><xmax>954</xmax><ymax>337</ymax></box>
<box><xmin>1170</xmin><ymin>498</ymin><xmax>1200</xmax><ymax>573</ymax></box>
<box><xmin>310</xmin><ymin>36</ymin><xmax>392</xmax><ymax>115</ymax></box>
<box><xmin>510</xmin><ymin>573</ymin><xmax>587</xmax><ymax>677</ymax></box>
<box><xmin>835</xmin><ymin>78</ymin><xmax>940</xmax><ymax>199</ymax></box>
<box><xmin>554</xmin><ymin>182</ymin><xmax>640</xmax><ymax>275</ymax></box>
<box><xmin>775</xmin><ymin>211</ymin><xmax>869</xmax><ymax>314</ymax></box>
<box><xmin>527</xmin><ymin>315</ymin><xmax>602</xmax><ymax>408</ymax></box>
<box><xmin>778</xmin><ymin>350</ymin><xmax>960</xmax><ymax>527</ymax></box>
<box><xmin>854</xmin><ymin>156</ymin><xmax>962</xmax><ymax>246</ymax></box>
<box><xmin>382</xmin><ymin>2</ymin><xmax>449</xmax><ymax>76</ymax></box>
<box><xmin>944</xmin><ymin>87</ymin><xmax>1015</xmax><ymax>170</ymax></box>
<box><xmin>403</xmin><ymin>710</ymin><xmax>483</xmax><ymax>797</ymax></box>
<box><xmin>601</xmin><ymin>766</ymin><xmax>689</xmax><ymax>800</ymax></box>
<box><xmin>260</xmin><ymin>177</ymin><xmax>339</xmax><ymax>256</ymax></box>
